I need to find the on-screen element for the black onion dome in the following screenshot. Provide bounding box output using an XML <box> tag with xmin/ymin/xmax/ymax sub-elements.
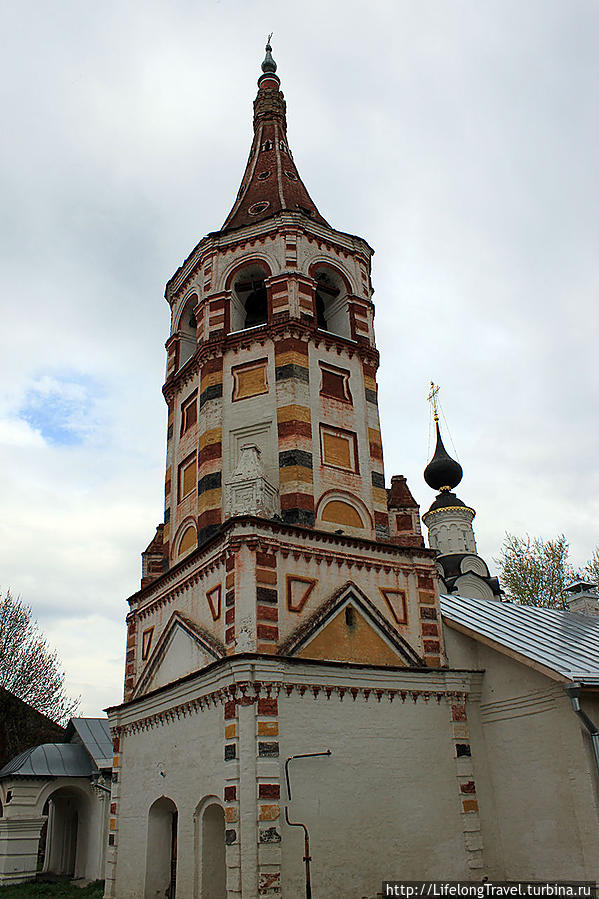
<box><xmin>424</xmin><ymin>422</ymin><xmax>463</xmax><ymax>492</ymax></box>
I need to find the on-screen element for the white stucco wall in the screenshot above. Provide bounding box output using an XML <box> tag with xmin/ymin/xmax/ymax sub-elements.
<box><xmin>443</xmin><ymin>624</ymin><xmax>599</xmax><ymax>880</ymax></box>
<box><xmin>111</xmin><ymin>702</ymin><xmax>223</xmax><ymax>899</ymax></box>
<box><xmin>108</xmin><ymin>658</ymin><xmax>480</xmax><ymax>898</ymax></box>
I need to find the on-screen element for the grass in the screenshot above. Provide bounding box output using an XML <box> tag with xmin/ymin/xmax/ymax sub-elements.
<box><xmin>0</xmin><ymin>881</ymin><xmax>104</xmax><ymax>898</ymax></box>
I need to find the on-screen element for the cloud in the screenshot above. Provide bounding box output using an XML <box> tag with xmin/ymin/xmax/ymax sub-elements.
<box><xmin>18</xmin><ymin>373</ymin><xmax>100</xmax><ymax>446</ymax></box>
<box><xmin>0</xmin><ymin>0</ymin><xmax>597</xmax><ymax>716</ymax></box>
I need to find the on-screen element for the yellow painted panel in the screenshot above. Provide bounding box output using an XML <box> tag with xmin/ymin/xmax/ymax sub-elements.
<box><xmin>277</xmin><ymin>404</ymin><xmax>311</xmax><ymax>423</ymax></box>
<box><xmin>233</xmin><ymin>362</ymin><xmax>267</xmax><ymax>400</ymax></box>
<box><xmin>322</xmin><ymin>432</ymin><xmax>352</xmax><ymax>469</ymax></box>
<box><xmin>296</xmin><ymin>606</ymin><xmax>406</xmax><ymax>666</ymax></box>
<box><xmin>179</xmin><ymin>525</ymin><xmax>197</xmax><ymax>556</ymax></box>
<box><xmin>257</xmin><ymin>721</ymin><xmax>279</xmax><ymax>736</ymax></box>
<box><xmin>225</xmin><ymin>807</ymin><xmax>239</xmax><ymax>823</ymax></box>
<box><xmin>274</xmin><ymin>350</ymin><xmax>309</xmax><ymax>367</ymax></box>
<box><xmin>182</xmin><ymin>461</ymin><xmax>197</xmax><ymax>497</ymax></box>
<box><xmin>372</xmin><ymin>487</ymin><xmax>388</xmax><ymax>505</ymax></box>
<box><xmin>198</xmin><ymin>488</ymin><xmax>222</xmax><ymax>511</ymax></box>
<box><xmin>363</xmin><ymin>375</ymin><xmax>377</xmax><ymax>391</ymax></box>
<box><xmin>259</xmin><ymin>805</ymin><xmax>280</xmax><ymax>821</ymax></box>
<box><xmin>199</xmin><ymin>428</ymin><xmax>222</xmax><ymax>451</ymax></box>
<box><xmin>279</xmin><ymin>466</ymin><xmax>314</xmax><ymax>485</ymax></box>
<box><xmin>321</xmin><ymin>500</ymin><xmax>363</xmax><ymax>528</ymax></box>
<box><xmin>225</xmin><ymin>723</ymin><xmax>236</xmax><ymax>739</ymax></box>
<box><xmin>201</xmin><ymin>369</ymin><xmax>223</xmax><ymax>389</ymax></box>
<box><xmin>368</xmin><ymin>428</ymin><xmax>382</xmax><ymax>446</ymax></box>
<box><xmin>256</xmin><ymin>568</ymin><xmax>277</xmax><ymax>585</ymax></box>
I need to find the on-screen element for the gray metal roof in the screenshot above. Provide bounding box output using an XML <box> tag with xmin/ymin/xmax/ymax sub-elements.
<box><xmin>0</xmin><ymin>743</ymin><xmax>93</xmax><ymax>779</ymax></box>
<box><xmin>67</xmin><ymin>718</ymin><xmax>112</xmax><ymax>769</ymax></box>
<box><xmin>440</xmin><ymin>593</ymin><xmax>599</xmax><ymax>681</ymax></box>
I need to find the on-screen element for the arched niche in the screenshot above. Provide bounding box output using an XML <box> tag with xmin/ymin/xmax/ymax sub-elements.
<box><xmin>177</xmin><ymin>522</ymin><xmax>198</xmax><ymax>559</ymax></box>
<box><xmin>193</xmin><ymin>796</ymin><xmax>226</xmax><ymax>899</ymax></box>
<box><xmin>311</xmin><ymin>263</ymin><xmax>351</xmax><ymax>338</ymax></box>
<box><xmin>176</xmin><ymin>293</ymin><xmax>199</xmax><ymax>368</ymax></box>
<box><xmin>145</xmin><ymin>796</ymin><xmax>178</xmax><ymax>899</ymax></box>
<box><xmin>227</xmin><ymin>261</ymin><xmax>271</xmax><ymax>332</ymax></box>
<box><xmin>316</xmin><ymin>490</ymin><xmax>372</xmax><ymax>535</ymax></box>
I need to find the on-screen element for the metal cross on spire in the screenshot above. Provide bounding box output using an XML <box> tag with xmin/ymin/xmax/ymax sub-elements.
<box><xmin>427</xmin><ymin>381</ymin><xmax>440</xmax><ymax>423</ymax></box>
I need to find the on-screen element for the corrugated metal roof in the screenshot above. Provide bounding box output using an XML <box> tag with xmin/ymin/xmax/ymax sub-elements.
<box><xmin>440</xmin><ymin>594</ymin><xmax>599</xmax><ymax>680</ymax></box>
<box><xmin>68</xmin><ymin>718</ymin><xmax>112</xmax><ymax>768</ymax></box>
<box><xmin>0</xmin><ymin>743</ymin><xmax>93</xmax><ymax>779</ymax></box>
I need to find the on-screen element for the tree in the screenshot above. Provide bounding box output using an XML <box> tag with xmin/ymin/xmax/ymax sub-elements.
<box><xmin>0</xmin><ymin>589</ymin><xmax>79</xmax><ymax>725</ymax></box>
<box><xmin>495</xmin><ymin>533</ymin><xmax>580</xmax><ymax>610</ymax></box>
<box><xmin>584</xmin><ymin>547</ymin><xmax>599</xmax><ymax>586</ymax></box>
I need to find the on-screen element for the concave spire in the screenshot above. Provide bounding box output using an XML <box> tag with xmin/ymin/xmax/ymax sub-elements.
<box><xmin>424</xmin><ymin>422</ymin><xmax>463</xmax><ymax>493</ymax></box>
<box><xmin>221</xmin><ymin>39</ymin><xmax>328</xmax><ymax>233</ymax></box>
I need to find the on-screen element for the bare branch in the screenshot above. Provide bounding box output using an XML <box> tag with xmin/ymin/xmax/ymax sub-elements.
<box><xmin>0</xmin><ymin>590</ymin><xmax>80</xmax><ymax>725</ymax></box>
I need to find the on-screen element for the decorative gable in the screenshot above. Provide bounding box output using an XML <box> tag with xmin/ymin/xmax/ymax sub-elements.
<box><xmin>279</xmin><ymin>583</ymin><xmax>423</xmax><ymax>668</ymax></box>
<box><xmin>132</xmin><ymin>613</ymin><xmax>225</xmax><ymax>698</ymax></box>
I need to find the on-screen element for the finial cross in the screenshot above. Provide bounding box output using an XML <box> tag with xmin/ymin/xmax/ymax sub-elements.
<box><xmin>267</xmin><ymin>32</ymin><xmax>273</xmax><ymax>46</ymax></box>
<box><xmin>427</xmin><ymin>381</ymin><xmax>440</xmax><ymax>422</ymax></box>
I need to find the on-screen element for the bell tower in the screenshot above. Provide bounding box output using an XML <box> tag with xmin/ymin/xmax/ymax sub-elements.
<box><xmin>161</xmin><ymin>40</ymin><xmax>388</xmax><ymax>564</ymax></box>
<box><xmin>107</xmin><ymin>42</ymin><xmax>454</xmax><ymax>899</ymax></box>
<box><xmin>125</xmin><ymin>41</ymin><xmax>443</xmax><ymax>702</ymax></box>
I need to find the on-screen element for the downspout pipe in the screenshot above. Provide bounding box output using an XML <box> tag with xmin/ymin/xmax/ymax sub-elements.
<box><xmin>284</xmin><ymin>750</ymin><xmax>332</xmax><ymax>899</ymax></box>
<box><xmin>564</xmin><ymin>683</ymin><xmax>599</xmax><ymax>775</ymax></box>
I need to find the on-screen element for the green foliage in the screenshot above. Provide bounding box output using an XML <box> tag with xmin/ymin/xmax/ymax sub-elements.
<box><xmin>0</xmin><ymin>590</ymin><xmax>79</xmax><ymax>726</ymax></box>
<box><xmin>495</xmin><ymin>533</ymin><xmax>580</xmax><ymax>609</ymax></box>
<box><xmin>584</xmin><ymin>547</ymin><xmax>599</xmax><ymax>587</ymax></box>
<box><xmin>0</xmin><ymin>880</ymin><xmax>104</xmax><ymax>897</ymax></box>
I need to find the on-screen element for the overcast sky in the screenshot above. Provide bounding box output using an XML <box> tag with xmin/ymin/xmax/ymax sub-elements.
<box><xmin>0</xmin><ymin>1</ymin><xmax>597</xmax><ymax>717</ymax></box>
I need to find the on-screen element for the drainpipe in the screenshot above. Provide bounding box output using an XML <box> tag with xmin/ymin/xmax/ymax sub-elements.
<box><xmin>564</xmin><ymin>683</ymin><xmax>599</xmax><ymax>775</ymax></box>
<box><xmin>284</xmin><ymin>751</ymin><xmax>332</xmax><ymax>899</ymax></box>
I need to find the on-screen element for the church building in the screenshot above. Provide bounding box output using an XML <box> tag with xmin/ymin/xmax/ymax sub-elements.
<box><xmin>104</xmin><ymin>42</ymin><xmax>599</xmax><ymax>899</ymax></box>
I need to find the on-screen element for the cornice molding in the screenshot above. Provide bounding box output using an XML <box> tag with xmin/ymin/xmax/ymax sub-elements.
<box><xmin>165</xmin><ymin>212</ymin><xmax>374</xmax><ymax>305</ymax></box>
<box><xmin>127</xmin><ymin>517</ymin><xmax>439</xmax><ymax>613</ymax></box>
<box><xmin>162</xmin><ymin>318</ymin><xmax>380</xmax><ymax>402</ymax></box>
<box><xmin>108</xmin><ymin>655</ymin><xmax>481</xmax><ymax>738</ymax></box>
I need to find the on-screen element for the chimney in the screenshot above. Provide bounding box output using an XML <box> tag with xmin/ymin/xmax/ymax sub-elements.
<box><xmin>563</xmin><ymin>581</ymin><xmax>599</xmax><ymax>617</ymax></box>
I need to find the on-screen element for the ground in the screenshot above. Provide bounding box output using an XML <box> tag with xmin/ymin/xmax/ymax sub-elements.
<box><xmin>0</xmin><ymin>881</ymin><xmax>103</xmax><ymax>898</ymax></box>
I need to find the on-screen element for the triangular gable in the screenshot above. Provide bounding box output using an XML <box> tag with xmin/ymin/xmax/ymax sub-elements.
<box><xmin>132</xmin><ymin>613</ymin><xmax>225</xmax><ymax>698</ymax></box>
<box><xmin>279</xmin><ymin>582</ymin><xmax>423</xmax><ymax>667</ymax></box>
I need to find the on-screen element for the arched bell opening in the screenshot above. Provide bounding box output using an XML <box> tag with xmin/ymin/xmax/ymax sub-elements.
<box><xmin>312</xmin><ymin>264</ymin><xmax>351</xmax><ymax>338</ymax></box>
<box><xmin>176</xmin><ymin>293</ymin><xmax>199</xmax><ymax>368</ymax></box>
<box><xmin>229</xmin><ymin>263</ymin><xmax>270</xmax><ymax>331</ymax></box>
<box><xmin>145</xmin><ymin>796</ymin><xmax>178</xmax><ymax>899</ymax></box>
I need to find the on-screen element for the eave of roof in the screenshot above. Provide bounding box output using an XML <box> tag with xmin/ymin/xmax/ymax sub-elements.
<box><xmin>440</xmin><ymin>593</ymin><xmax>599</xmax><ymax>681</ymax></box>
<box><xmin>0</xmin><ymin>742</ymin><xmax>93</xmax><ymax>779</ymax></box>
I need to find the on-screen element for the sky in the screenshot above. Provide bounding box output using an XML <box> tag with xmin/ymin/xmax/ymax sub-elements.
<box><xmin>0</xmin><ymin>1</ymin><xmax>597</xmax><ymax>717</ymax></box>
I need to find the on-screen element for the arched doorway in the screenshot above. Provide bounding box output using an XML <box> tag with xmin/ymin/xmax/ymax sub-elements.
<box><xmin>145</xmin><ymin>796</ymin><xmax>178</xmax><ymax>899</ymax></box>
<box><xmin>194</xmin><ymin>799</ymin><xmax>226</xmax><ymax>899</ymax></box>
<box><xmin>42</xmin><ymin>786</ymin><xmax>89</xmax><ymax>878</ymax></box>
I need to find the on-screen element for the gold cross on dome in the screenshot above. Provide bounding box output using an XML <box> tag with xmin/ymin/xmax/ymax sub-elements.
<box><xmin>427</xmin><ymin>381</ymin><xmax>440</xmax><ymax>422</ymax></box>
